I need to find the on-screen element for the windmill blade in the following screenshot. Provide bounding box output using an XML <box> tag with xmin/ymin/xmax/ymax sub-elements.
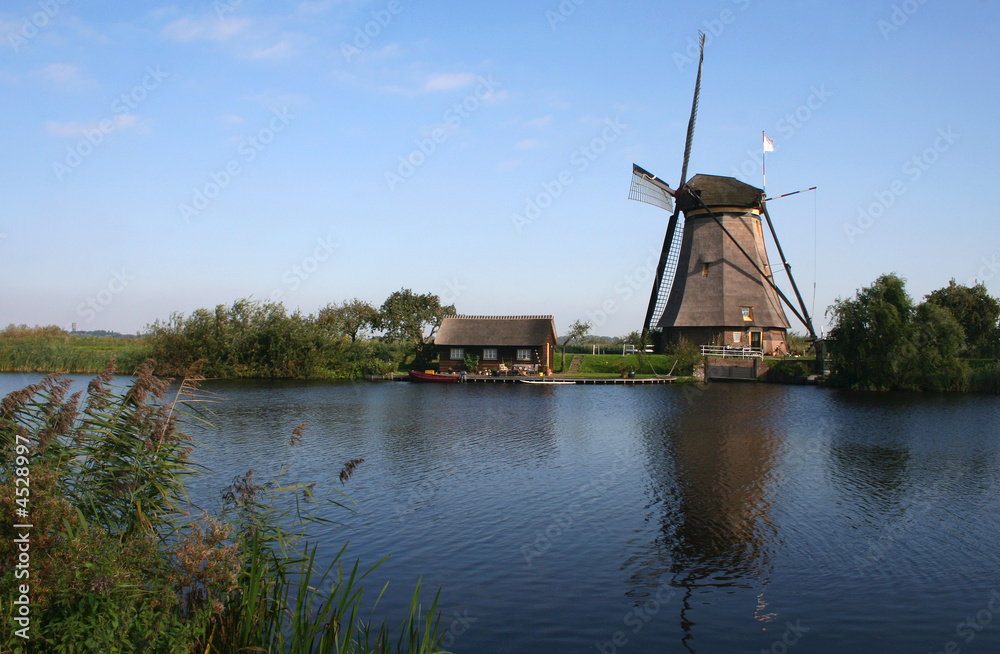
<box><xmin>678</xmin><ymin>31</ymin><xmax>705</xmax><ymax>190</ymax></box>
<box><xmin>640</xmin><ymin>31</ymin><xmax>706</xmax><ymax>336</ymax></box>
<box><xmin>629</xmin><ymin>164</ymin><xmax>674</xmax><ymax>212</ymax></box>
<box><xmin>642</xmin><ymin>209</ymin><xmax>684</xmax><ymax>334</ymax></box>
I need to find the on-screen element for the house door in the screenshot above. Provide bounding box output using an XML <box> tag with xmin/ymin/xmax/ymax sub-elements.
<box><xmin>750</xmin><ymin>330</ymin><xmax>762</xmax><ymax>350</ymax></box>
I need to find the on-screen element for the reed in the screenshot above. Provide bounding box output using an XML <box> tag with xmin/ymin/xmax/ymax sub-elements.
<box><xmin>968</xmin><ymin>361</ymin><xmax>1000</xmax><ymax>394</ymax></box>
<box><xmin>0</xmin><ymin>362</ymin><xmax>448</xmax><ymax>653</ymax></box>
<box><xmin>0</xmin><ymin>332</ymin><xmax>152</xmax><ymax>374</ymax></box>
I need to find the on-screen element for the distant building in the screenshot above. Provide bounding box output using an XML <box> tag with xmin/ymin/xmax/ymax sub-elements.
<box><xmin>434</xmin><ymin>315</ymin><xmax>558</xmax><ymax>374</ymax></box>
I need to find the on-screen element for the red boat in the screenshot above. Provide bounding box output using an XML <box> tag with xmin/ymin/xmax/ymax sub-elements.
<box><xmin>408</xmin><ymin>370</ymin><xmax>460</xmax><ymax>383</ymax></box>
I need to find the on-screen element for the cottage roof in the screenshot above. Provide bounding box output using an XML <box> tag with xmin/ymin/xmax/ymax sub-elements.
<box><xmin>435</xmin><ymin>315</ymin><xmax>558</xmax><ymax>346</ymax></box>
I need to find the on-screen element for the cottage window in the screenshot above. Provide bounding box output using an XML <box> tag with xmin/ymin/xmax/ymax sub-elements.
<box><xmin>741</xmin><ymin>307</ymin><xmax>754</xmax><ymax>322</ymax></box>
<box><xmin>516</xmin><ymin>348</ymin><xmax>531</xmax><ymax>361</ymax></box>
<box><xmin>483</xmin><ymin>348</ymin><xmax>497</xmax><ymax>360</ymax></box>
<box><xmin>450</xmin><ymin>348</ymin><xmax>464</xmax><ymax>360</ymax></box>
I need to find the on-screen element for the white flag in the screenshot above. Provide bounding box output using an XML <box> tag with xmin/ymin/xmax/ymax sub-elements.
<box><xmin>763</xmin><ymin>132</ymin><xmax>774</xmax><ymax>153</ymax></box>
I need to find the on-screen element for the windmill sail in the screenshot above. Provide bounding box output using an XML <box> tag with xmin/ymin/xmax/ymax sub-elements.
<box><xmin>629</xmin><ymin>164</ymin><xmax>674</xmax><ymax>212</ymax></box>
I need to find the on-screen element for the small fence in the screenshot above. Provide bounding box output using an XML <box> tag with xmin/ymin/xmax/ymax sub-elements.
<box><xmin>700</xmin><ymin>345</ymin><xmax>763</xmax><ymax>360</ymax></box>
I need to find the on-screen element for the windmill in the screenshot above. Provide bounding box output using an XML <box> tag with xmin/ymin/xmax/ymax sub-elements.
<box><xmin>629</xmin><ymin>33</ymin><xmax>816</xmax><ymax>354</ymax></box>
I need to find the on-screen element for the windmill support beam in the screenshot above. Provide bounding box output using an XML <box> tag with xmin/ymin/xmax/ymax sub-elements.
<box><xmin>690</xmin><ymin>194</ymin><xmax>812</xmax><ymax>335</ymax></box>
<box><xmin>760</xmin><ymin>203</ymin><xmax>817</xmax><ymax>341</ymax></box>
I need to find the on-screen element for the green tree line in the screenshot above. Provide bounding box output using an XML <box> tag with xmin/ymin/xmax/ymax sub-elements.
<box><xmin>145</xmin><ymin>290</ymin><xmax>455</xmax><ymax>379</ymax></box>
<box><xmin>827</xmin><ymin>274</ymin><xmax>1000</xmax><ymax>392</ymax></box>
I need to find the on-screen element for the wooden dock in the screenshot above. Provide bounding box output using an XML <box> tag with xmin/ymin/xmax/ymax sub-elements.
<box><xmin>365</xmin><ymin>373</ymin><xmax>678</xmax><ymax>385</ymax></box>
<box><xmin>464</xmin><ymin>376</ymin><xmax>677</xmax><ymax>384</ymax></box>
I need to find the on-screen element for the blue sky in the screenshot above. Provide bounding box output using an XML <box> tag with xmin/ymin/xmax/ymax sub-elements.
<box><xmin>2</xmin><ymin>0</ymin><xmax>998</xmax><ymax>338</ymax></box>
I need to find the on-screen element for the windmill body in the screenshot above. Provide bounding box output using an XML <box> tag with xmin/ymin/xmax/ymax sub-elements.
<box><xmin>657</xmin><ymin>174</ymin><xmax>790</xmax><ymax>355</ymax></box>
<box><xmin>629</xmin><ymin>32</ymin><xmax>814</xmax><ymax>355</ymax></box>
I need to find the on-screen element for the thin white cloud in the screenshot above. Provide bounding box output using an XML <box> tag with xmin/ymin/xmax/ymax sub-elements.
<box><xmin>46</xmin><ymin>114</ymin><xmax>139</xmax><ymax>137</ymax></box>
<box><xmin>423</xmin><ymin>72</ymin><xmax>475</xmax><ymax>93</ymax></box>
<box><xmin>37</xmin><ymin>63</ymin><xmax>95</xmax><ymax>89</ymax></box>
<box><xmin>515</xmin><ymin>139</ymin><xmax>544</xmax><ymax>150</ymax></box>
<box><xmin>496</xmin><ymin>160</ymin><xmax>520</xmax><ymax>172</ymax></box>
<box><xmin>297</xmin><ymin>0</ymin><xmax>336</xmax><ymax>14</ymax></box>
<box><xmin>221</xmin><ymin>113</ymin><xmax>245</xmax><ymax>125</ymax></box>
<box><xmin>527</xmin><ymin>115</ymin><xmax>553</xmax><ymax>127</ymax></box>
<box><xmin>162</xmin><ymin>16</ymin><xmax>251</xmax><ymax>42</ymax></box>
<box><xmin>251</xmin><ymin>38</ymin><xmax>297</xmax><ymax>60</ymax></box>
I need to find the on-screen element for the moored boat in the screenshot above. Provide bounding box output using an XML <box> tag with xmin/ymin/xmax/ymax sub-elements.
<box><xmin>408</xmin><ymin>370</ymin><xmax>460</xmax><ymax>383</ymax></box>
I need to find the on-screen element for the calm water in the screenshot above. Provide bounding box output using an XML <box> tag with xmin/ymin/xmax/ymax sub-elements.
<box><xmin>4</xmin><ymin>373</ymin><xmax>1000</xmax><ymax>653</ymax></box>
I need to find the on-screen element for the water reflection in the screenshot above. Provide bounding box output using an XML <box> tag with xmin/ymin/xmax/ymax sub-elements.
<box><xmin>627</xmin><ymin>384</ymin><xmax>784</xmax><ymax>649</ymax></box>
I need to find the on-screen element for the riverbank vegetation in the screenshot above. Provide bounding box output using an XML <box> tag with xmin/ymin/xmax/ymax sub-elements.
<box><xmin>144</xmin><ymin>291</ymin><xmax>454</xmax><ymax>379</ymax></box>
<box><xmin>827</xmin><ymin>274</ymin><xmax>1000</xmax><ymax>392</ymax></box>
<box><xmin>0</xmin><ymin>325</ymin><xmax>152</xmax><ymax>374</ymax></box>
<box><xmin>0</xmin><ymin>364</ymin><xmax>446</xmax><ymax>653</ymax></box>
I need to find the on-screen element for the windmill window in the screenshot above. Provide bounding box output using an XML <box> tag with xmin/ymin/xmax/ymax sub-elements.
<box><xmin>483</xmin><ymin>348</ymin><xmax>497</xmax><ymax>360</ymax></box>
<box><xmin>450</xmin><ymin>348</ymin><xmax>464</xmax><ymax>360</ymax></box>
<box><xmin>702</xmin><ymin>263</ymin><xmax>710</xmax><ymax>276</ymax></box>
<box><xmin>741</xmin><ymin>307</ymin><xmax>754</xmax><ymax>322</ymax></box>
<box><xmin>733</xmin><ymin>331</ymin><xmax>742</xmax><ymax>343</ymax></box>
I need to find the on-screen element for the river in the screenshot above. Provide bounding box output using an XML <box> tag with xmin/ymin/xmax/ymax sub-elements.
<box><xmin>3</xmin><ymin>373</ymin><xmax>999</xmax><ymax>653</ymax></box>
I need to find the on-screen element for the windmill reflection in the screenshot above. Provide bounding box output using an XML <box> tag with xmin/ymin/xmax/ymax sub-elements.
<box><xmin>628</xmin><ymin>384</ymin><xmax>783</xmax><ymax>651</ymax></box>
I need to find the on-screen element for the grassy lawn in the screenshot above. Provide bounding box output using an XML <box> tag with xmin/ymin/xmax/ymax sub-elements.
<box><xmin>553</xmin><ymin>352</ymin><xmax>693</xmax><ymax>376</ymax></box>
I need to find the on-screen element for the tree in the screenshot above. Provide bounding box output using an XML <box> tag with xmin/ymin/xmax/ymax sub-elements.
<box><xmin>560</xmin><ymin>319</ymin><xmax>592</xmax><ymax>371</ymax></box>
<box><xmin>828</xmin><ymin>273</ymin><xmax>914</xmax><ymax>390</ymax></box>
<box><xmin>902</xmin><ymin>302</ymin><xmax>968</xmax><ymax>391</ymax></box>
<box><xmin>924</xmin><ymin>280</ymin><xmax>1000</xmax><ymax>358</ymax></box>
<box><xmin>827</xmin><ymin>273</ymin><xmax>969</xmax><ymax>391</ymax></box>
<box><xmin>378</xmin><ymin>289</ymin><xmax>456</xmax><ymax>365</ymax></box>
<box><xmin>316</xmin><ymin>299</ymin><xmax>379</xmax><ymax>343</ymax></box>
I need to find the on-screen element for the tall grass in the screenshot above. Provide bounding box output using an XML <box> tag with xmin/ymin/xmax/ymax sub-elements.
<box><xmin>0</xmin><ymin>331</ymin><xmax>152</xmax><ymax>374</ymax></box>
<box><xmin>0</xmin><ymin>362</ymin><xmax>448</xmax><ymax>653</ymax></box>
<box><xmin>968</xmin><ymin>362</ymin><xmax>1000</xmax><ymax>394</ymax></box>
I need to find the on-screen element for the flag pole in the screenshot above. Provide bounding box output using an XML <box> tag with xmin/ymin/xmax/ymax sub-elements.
<box><xmin>762</xmin><ymin>130</ymin><xmax>767</xmax><ymax>195</ymax></box>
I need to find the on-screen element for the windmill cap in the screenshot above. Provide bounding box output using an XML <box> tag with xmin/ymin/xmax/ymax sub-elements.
<box><xmin>677</xmin><ymin>174</ymin><xmax>763</xmax><ymax>212</ymax></box>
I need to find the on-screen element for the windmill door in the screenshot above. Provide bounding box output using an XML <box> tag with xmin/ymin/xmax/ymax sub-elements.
<box><xmin>750</xmin><ymin>330</ymin><xmax>762</xmax><ymax>350</ymax></box>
